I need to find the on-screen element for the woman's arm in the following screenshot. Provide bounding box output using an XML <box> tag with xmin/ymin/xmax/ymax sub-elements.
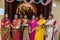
<box><xmin>31</xmin><ymin>27</ymin><xmax>36</xmax><ymax>33</ymax></box>
<box><xmin>11</xmin><ymin>25</ymin><xmax>15</xmax><ymax>29</ymax></box>
<box><xmin>29</xmin><ymin>27</ymin><xmax>31</xmax><ymax>33</ymax></box>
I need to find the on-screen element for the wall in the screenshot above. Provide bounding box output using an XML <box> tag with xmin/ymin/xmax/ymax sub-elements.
<box><xmin>0</xmin><ymin>0</ymin><xmax>4</xmax><ymax>8</ymax></box>
<box><xmin>0</xmin><ymin>0</ymin><xmax>4</xmax><ymax>40</ymax></box>
<box><xmin>52</xmin><ymin>0</ymin><xmax>60</xmax><ymax>40</ymax></box>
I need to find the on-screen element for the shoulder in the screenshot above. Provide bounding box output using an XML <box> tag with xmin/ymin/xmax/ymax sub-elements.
<box><xmin>1</xmin><ymin>18</ymin><xmax>4</xmax><ymax>22</ymax></box>
<box><xmin>52</xmin><ymin>19</ymin><xmax>56</xmax><ymax>22</ymax></box>
<box><xmin>12</xmin><ymin>19</ymin><xmax>15</xmax><ymax>22</ymax></box>
<box><xmin>52</xmin><ymin>19</ymin><xmax>57</xmax><ymax>25</ymax></box>
<box><xmin>7</xmin><ymin>18</ymin><xmax>10</xmax><ymax>21</ymax></box>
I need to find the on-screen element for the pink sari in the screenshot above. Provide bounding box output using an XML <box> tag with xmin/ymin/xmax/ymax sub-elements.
<box><xmin>28</xmin><ymin>20</ymin><xmax>37</xmax><ymax>40</ymax></box>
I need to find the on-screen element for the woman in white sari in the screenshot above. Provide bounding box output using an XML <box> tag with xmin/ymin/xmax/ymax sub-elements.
<box><xmin>45</xmin><ymin>14</ymin><xmax>57</xmax><ymax>40</ymax></box>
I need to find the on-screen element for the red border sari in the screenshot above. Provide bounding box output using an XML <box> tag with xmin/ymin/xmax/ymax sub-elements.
<box><xmin>1</xmin><ymin>18</ymin><xmax>11</xmax><ymax>40</ymax></box>
<box><xmin>12</xmin><ymin>19</ymin><xmax>21</xmax><ymax>40</ymax></box>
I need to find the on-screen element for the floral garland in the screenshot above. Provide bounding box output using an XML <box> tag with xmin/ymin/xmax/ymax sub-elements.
<box><xmin>24</xmin><ymin>0</ymin><xmax>34</xmax><ymax>3</ymax></box>
<box><xmin>34</xmin><ymin>0</ymin><xmax>43</xmax><ymax>4</ymax></box>
<box><xmin>41</xmin><ymin>0</ymin><xmax>52</xmax><ymax>6</ymax></box>
<box><xmin>6</xmin><ymin>0</ymin><xmax>14</xmax><ymax>2</ymax></box>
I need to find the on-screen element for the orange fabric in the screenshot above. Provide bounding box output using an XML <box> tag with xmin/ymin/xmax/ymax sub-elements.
<box><xmin>2</xmin><ymin>29</ymin><xmax>10</xmax><ymax>40</ymax></box>
<box><xmin>1</xmin><ymin>18</ymin><xmax>10</xmax><ymax>28</ymax></box>
<box><xmin>1</xmin><ymin>18</ymin><xmax>10</xmax><ymax>40</ymax></box>
<box><xmin>12</xmin><ymin>19</ymin><xmax>19</xmax><ymax>27</ymax></box>
<box><xmin>12</xmin><ymin>30</ymin><xmax>20</xmax><ymax>40</ymax></box>
<box><xmin>12</xmin><ymin>19</ymin><xmax>20</xmax><ymax>40</ymax></box>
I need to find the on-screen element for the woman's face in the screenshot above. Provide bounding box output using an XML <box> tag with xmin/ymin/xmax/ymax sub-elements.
<box><xmin>48</xmin><ymin>15</ymin><xmax>52</xmax><ymax>20</ymax></box>
<box><xmin>14</xmin><ymin>15</ymin><xmax>18</xmax><ymax>19</ymax></box>
<box><xmin>24</xmin><ymin>15</ymin><xmax>27</xmax><ymax>19</ymax></box>
<box><xmin>32</xmin><ymin>15</ymin><xmax>35</xmax><ymax>20</ymax></box>
<box><xmin>4</xmin><ymin>14</ymin><xmax>8</xmax><ymax>18</ymax></box>
<box><xmin>20</xmin><ymin>15</ymin><xmax>22</xmax><ymax>18</ymax></box>
<box><xmin>36</xmin><ymin>17</ymin><xmax>38</xmax><ymax>20</ymax></box>
<box><xmin>40</xmin><ymin>15</ymin><xmax>43</xmax><ymax>19</ymax></box>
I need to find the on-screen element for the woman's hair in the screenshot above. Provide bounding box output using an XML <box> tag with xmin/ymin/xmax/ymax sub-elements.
<box><xmin>31</xmin><ymin>14</ymin><xmax>36</xmax><ymax>19</ymax></box>
<box><xmin>14</xmin><ymin>14</ymin><xmax>18</xmax><ymax>19</ymax></box>
<box><xmin>39</xmin><ymin>14</ymin><xmax>44</xmax><ymax>18</ymax></box>
<box><xmin>4</xmin><ymin>13</ymin><xmax>8</xmax><ymax>15</ymax></box>
<box><xmin>48</xmin><ymin>14</ymin><xmax>53</xmax><ymax>19</ymax></box>
<box><xmin>23</xmin><ymin>15</ymin><xmax>27</xmax><ymax>18</ymax></box>
<box><xmin>32</xmin><ymin>14</ymin><xmax>36</xmax><ymax>17</ymax></box>
<box><xmin>4</xmin><ymin>13</ymin><xmax>8</xmax><ymax>22</ymax></box>
<box><xmin>4</xmin><ymin>13</ymin><xmax>8</xmax><ymax>18</ymax></box>
<box><xmin>40</xmin><ymin>13</ymin><xmax>43</xmax><ymax>15</ymax></box>
<box><xmin>14</xmin><ymin>14</ymin><xmax>18</xmax><ymax>16</ymax></box>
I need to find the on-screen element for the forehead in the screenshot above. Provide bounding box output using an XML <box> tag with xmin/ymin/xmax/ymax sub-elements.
<box><xmin>5</xmin><ymin>14</ymin><xmax>8</xmax><ymax>15</ymax></box>
<box><xmin>49</xmin><ymin>15</ymin><xmax>52</xmax><ymax>17</ymax></box>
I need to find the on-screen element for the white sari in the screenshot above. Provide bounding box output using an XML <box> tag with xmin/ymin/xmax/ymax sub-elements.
<box><xmin>45</xmin><ymin>19</ymin><xmax>57</xmax><ymax>40</ymax></box>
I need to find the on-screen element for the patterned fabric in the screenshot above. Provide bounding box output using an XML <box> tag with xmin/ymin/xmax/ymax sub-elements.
<box><xmin>29</xmin><ymin>20</ymin><xmax>37</xmax><ymax>40</ymax></box>
<box><xmin>1</xmin><ymin>18</ymin><xmax>11</xmax><ymax>40</ymax></box>
<box><xmin>23</xmin><ymin>19</ymin><xmax>30</xmax><ymax>40</ymax></box>
<box><xmin>45</xmin><ymin>19</ymin><xmax>57</xmax><ymax>40</ymax></box>
<box><xmin>12</xmin><ymin>19</ymin><xmax>21</xmax><ymax>40</ymax></box>
<box><xmin>34</xmin><ymin>18</ymin><xmax>46</xmax><ymax>40</ymax></box>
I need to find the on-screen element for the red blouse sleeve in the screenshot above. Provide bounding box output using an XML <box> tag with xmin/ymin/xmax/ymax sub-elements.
<box><xmin>5</xmin><ymin>19</ymin><xmax>10</xmax><ymax>25</ymax></box>
<box><xmin>53</xmin><ymin>20</ymin><xmax>56</xmax><ymax>25</ymax></box>
<box><xmin>21</xmin><ymin>19</ymin><xmax>24</xmax><ymax>24</ymax></box>
<box><xmin>1</xmin><ymin>19</ymin><xmax>5</xmax><ymax>27</ymax></box>
<box><xmin>12</xmin><ymin>20</ymin><xmax>15</xmax><ymax>25</ymax></box>
<box><xmin>53</xmin><ymin>20</ymin><xmax>58</xmax><ymax>33</ymax></box>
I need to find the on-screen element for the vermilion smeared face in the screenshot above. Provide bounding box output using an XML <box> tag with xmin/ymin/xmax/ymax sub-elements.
<box><xmin>32</xmin><ymin>15</ymin><xmax>35</xmax><ymax>20</ymax></box>
<box><xmin>14</xmin><ymin>15</ymin><xmax>18</xmax><ymax>19</ymax></box>
<box><xmin>4</xmin><ymin>14</ymin><xmax>8</xmax><ymax>18</ymax></box>
<box><xmin>24</xmin><ymin>15</ymin><xmax>27</xmax><ymax>19</ymax></box>
<box><xmin>40</xmin><ymin>15</ymin><xmax>43</xmax><ymax>19</ymax></box>
<box><xmin>48</xmin><ymin>16</ymin><xmax>52</xmax><ymax>20</ymax></box>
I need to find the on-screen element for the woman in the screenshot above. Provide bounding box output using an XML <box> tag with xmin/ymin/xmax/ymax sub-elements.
<box><xmin>28</xmin><ymin>15</ymin><xmax>37</xmax><ymax>40</ymax></box>
<box><xmin>11</xmin><ymin>14</ymin><xmax>21</xmax><ymax>40</ymax></box>
<box><xmin>34</xmin><ymin>14</ymin><xmax>46</xmax><ymax>40</ymax></box>
<box><xmin>22</xmin><ymin>15</ymin><xmax>30</xmax><ymax>40</ymax></box>
<box><xmin>45</xmin><ymin>14</ymin><xmax>57</xmax><ymax>40</ymax></box>
<box><xmin>19</xmin><ymin>14</ymin><xmax>23</xmax><ymax>40</ymax></box>
<box><xmin>36</xmin><ymin>17</ymin><xmax>39</xmax><ymax>21</ymax></box>
<box><xmin>1</xmin><ymin>13</ymin><xmax>11</xmax><ymax>40</ymax></box>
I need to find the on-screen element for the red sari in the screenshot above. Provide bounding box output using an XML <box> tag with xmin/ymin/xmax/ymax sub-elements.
<box><xmin>1</xmin><ymin>18</ymin><xmax>11</xmax><ymax>40</ymax></box>
<box><xmin>12</xmin><ymin>19</ymin><xmax>21</xmax><ymax>40</ymax></box>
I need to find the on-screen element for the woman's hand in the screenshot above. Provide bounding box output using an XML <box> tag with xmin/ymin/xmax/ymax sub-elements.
<box><xmin>6</xmin><ymin>24</ymin><xmax>11</xmax><ymax>28</ymax></box>
<box><xmin>31</xmin><ymin>27</ymin><xmax>36</xmax><ymax>33</ymax></box>
<box><xmin>51</xmin><ymin>25</ymin><xmax>56</xmax><ymax>28</ymax></box>
<box><xmin>45</xmin><ymin>34</ymin><xmax>48</xmax><ymax>38</ymax></box>
<box><xmin>11</xmin><ymin>25</ymin><xmax>15</xmax><ymax>29</ymax></box>
<box><xmin>29</xmin><ymin>27</ymin><xmax>31</xmax><ymax>33</ymax></box>
<box><xmin>29</xmin><ymin>31</ymin><xmax>31</xmax><ymax>33</ymax></box>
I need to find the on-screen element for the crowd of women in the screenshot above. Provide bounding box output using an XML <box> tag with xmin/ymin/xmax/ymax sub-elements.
<box><xmin>1</xmin><ymin>13</ymin><xmax>57</xmax><ymax>40</ymax></box>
